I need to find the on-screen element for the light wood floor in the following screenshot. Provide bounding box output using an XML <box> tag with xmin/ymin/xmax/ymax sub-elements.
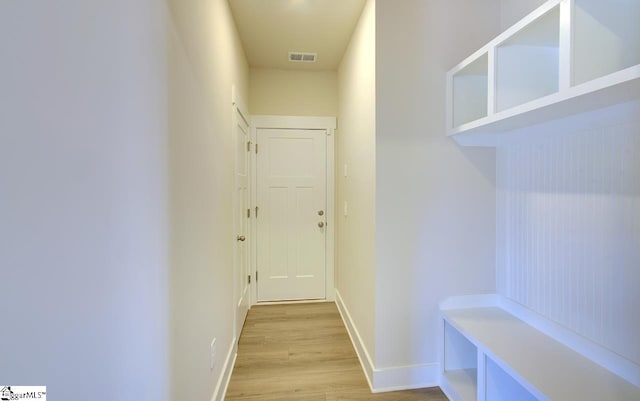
<box><xmin>225</xmin><ymin>302</ymin><xmax>448</xmax><ymax>401</ymax></box>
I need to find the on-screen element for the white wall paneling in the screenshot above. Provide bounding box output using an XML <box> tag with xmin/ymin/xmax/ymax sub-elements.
<box><xmin>499</xmin><ymin>103</ymin><xmax>640</xmax><ymax>367</ymax></box>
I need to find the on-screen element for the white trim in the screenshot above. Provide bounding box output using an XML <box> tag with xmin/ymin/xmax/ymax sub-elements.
<box><xmin>211</xmin><ymin>337</ymin><xmax>238</xmax><ymax>401</ymax></box>
<box><xmin>445</xmin><ymin>68</ymin><xmax>454</xmax><ymax>132</ymax></box>
<box><xmin>487</xmin><ymin>46</ymin><xmax>497</xmax><ymax>116</ymax></box>
<box><xmin>325</xmin><ymin>127</ymin><xmax>335</xmax><ymax>302</ymax></box>
<box><xmin>558</xmin><ymin>0</ymin><xmax>573</xmax><ymax>91</ymax></box>
<box><xmin>336</xmin><ymin>290</ymin><xmax>439</xmax><ymax>392</ymax></box>
<box><xmin>439</xmin><ymin>375</ymin><xmax>460</xmax><ymax>401</ymax></box>
<box><xmin>252</xmin><ymin>115</ymin><xmax>336</xmax><ymax>130</ymax></box>
<box><xmin>232</xmin><ymin>85</ymin><xmax>250</xmax><ymax>126</ymax></box>
<box><xmin>335</xmin><ymin>290</ymin><xmax>375</xmax><ymax>390</ymax></box>
<box><xmin>255</xmin><ymin>299</ymin><xmax>328</xmax><ymax>306</ymax></box>
<box><xmin>477</xmin><ymin>349</ymin><xmax>487</xmax><ymax>401</ymax></box>
<box><xmin>371</xmin><ymin>363</ymin><xmax>440</xmax><ymax>393</ymax></box>
<box><xmin>250</xmin><ymin>115</ymin><xmax>336</xmax><ymax>305</ymax></box>
<box><xmin>250</xmin><ymin>123</ymin><xmax>257</xmax><ymax>306</ymax></box>
<box><xmin>231</xmin><ymin>85</ymin><xmax>251</xmax><ymax>341</ymax></box>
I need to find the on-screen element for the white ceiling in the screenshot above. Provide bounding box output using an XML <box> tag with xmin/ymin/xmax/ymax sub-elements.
<box><xmin>229</xmin><ymin>0</ymin><xmax>367</xmax><ymax>71</ymax></box>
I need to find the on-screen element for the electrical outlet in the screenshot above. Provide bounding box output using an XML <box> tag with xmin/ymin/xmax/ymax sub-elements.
<box><xmin>210</xmin><ymin>338</ymin><xmax>217</xmax><ymax>370</ymax></box>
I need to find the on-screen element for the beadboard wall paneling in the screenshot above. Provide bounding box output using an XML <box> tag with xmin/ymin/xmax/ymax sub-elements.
<box><xmin>499</xmin><ymin>113</ymin><xmax>640</xmax><ymax>366</ymax></box>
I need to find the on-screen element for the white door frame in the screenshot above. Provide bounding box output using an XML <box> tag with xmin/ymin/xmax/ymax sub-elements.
<box><xmin>250</xmin><ymin>115</ymin><xmax>336</xmax><ymax>305</ymax></box>
<box><xmin>232</xmin><ymin>85</ymin><xmax>251</xmax><ymax>340</ymax></box>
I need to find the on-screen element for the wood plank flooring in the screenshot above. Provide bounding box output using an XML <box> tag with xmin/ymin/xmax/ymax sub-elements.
<box><xmin>225</xmin><ymin>302</ymin><xmax>448</xmax><ymax>401</ymax></box>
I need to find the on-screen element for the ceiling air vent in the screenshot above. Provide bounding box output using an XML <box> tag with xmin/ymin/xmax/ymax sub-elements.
<box><xmin>288</xmin><ymin>52</ymin><xmax>317</xmax><ymax>63</ymax></box>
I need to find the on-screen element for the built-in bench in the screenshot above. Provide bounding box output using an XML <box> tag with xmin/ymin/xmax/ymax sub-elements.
<box><xmin>440</xmin><ymin>296</ymin><xmax>640</xmax><ymax>401</ymax></box>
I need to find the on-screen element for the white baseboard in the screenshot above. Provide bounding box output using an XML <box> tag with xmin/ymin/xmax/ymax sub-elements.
<box><xmin>439</xmin><ymin>374</ymin><xmax>460</xmax><ymax>401</ymax></box>
<box><xmin>255</xmin><ymin>299</ymin><xmax>328</xmax><ymax>306</ymax></box>
<box><xmin>211</xmin><ymin>337</ymin><xmax>238</xmax><ymax>401</ymax></box>
<box><xmin>335</xmin><ymin>290</ymin><xmax>440</xmax><ymax>393</ymax></box>
<box><xmin>371</xmin><ymin>363</ymin><xmax>440</xmax><ymax>393</ymax></box>
<box><xmin>335</xmin><ymin>290</ymin><xmax>375</xmax><ymax>390</ymax></box>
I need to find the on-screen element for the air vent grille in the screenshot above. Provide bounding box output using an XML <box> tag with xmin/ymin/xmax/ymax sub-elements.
<box><xmin>288</xmin><ymin>52</ymin><xmax>317</xmax><ymax>63</ymax></box>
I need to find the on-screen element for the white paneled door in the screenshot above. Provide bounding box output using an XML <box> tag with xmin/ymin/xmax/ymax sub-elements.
<box><xmin>234</xmin><ymin>103</ymin><xmax>250</xmax><ymax>338</ymax></box>
<box><xmin>256</xmin><ymin>129</ymin><xmax>327</xmax><ymax>301</ymax></box>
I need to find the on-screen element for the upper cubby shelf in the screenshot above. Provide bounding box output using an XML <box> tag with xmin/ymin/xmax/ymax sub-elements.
<box><xmin>453</xmin><ymin>53</ymin><xmax>489</xmax><ymax>127</ymax></box>
<box><xmin>446</xmin><ymin>0</ymin><xmax>640</xmax><ymax>146</ymax></box>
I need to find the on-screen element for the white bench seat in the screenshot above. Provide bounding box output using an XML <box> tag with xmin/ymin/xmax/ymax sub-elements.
<box><xmin>442</xmin><ymin>307</ymin><xmax>640</xmax><ymax>401</ymax></box>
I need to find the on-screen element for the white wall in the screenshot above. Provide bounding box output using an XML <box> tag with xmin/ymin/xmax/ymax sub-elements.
<box><xmin>250</xmin><ymin>68</ymin><xmax>338</xmax><ymax>116</ymax></box>
<box><xmin>0</xmin><ymin>1</ymin><xmax>169</xmax><ymax>400</ymax></box>
<box><xmin>336</xmin><ymin>0</ymin><xmax>377</xmax><ymax>376</ymax></box>
<box><xmin>497</xmin><ymin>0</ymin><xmax>640</xmax><ymax>369</ymax></box>
<box><xmin>167</xmin><ymin>0</ymin><xmax>249</xmax><ymax>400</ymax></box>
<box><xmin>374</xmin><ymin>0</ymin><xmax>501</xmax><ymax>386</ymax></box>
<box><xmin>0</xmin><ymin>1</ymin><xmax>249</xmax><ymax>400</ymax></box>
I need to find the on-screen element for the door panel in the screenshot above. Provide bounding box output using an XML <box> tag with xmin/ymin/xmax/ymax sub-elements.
<box><xmin>234</xmin><ymin>107</ymin><xmax>249</xmax><ymax>337</ymax></box>
<box><xmin>257</xmin><ymin>129</ymin><xmax>326</xmax><ymax>301</ymax></box>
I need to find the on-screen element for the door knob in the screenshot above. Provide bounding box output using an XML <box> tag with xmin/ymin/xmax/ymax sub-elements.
<box><xmin>318</xmin><ymin>222</ymin><xmax>325</xmax><ymax>228</ymax></box>
<box><xmin>237</xmin><ymin>235</ymin><xmax>246</xmax><ymax>242</ymax></box>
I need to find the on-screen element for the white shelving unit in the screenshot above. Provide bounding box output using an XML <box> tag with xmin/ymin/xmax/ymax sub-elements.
<box><xmin>495</xmin><ymin>6</ymin><xmax>559</xmax><ymax>112</ymax></box>
<box><xmin>446</xmin><ymin>0</ymin><xmax>640</xmax><ymax>146</ymax></box>
<box><xmin>573</xmin><ymin>0</ymin><xmax>640</xmax><ymax>85</ymax></box>
<box><xmin>485</xmin><ymin>358</ymin><xmax>538</xmax><ymax>401</ymax></box>
<box><xmin>443</xmin><ymin>321</ymin><xmax>478</xmax><ymax>401</ymax></box>
<box><xmin>452</xmin><ymin>54</ymin><xmax>489</xmax><ymax>127</ymax></box>
<box><xmin>440</xmin><ymin>304</ymin><xmax>640</xmax><ymax>401</ymax></box>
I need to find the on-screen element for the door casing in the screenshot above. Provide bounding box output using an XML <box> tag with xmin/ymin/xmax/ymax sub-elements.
<box><xmin>250</xmin><ymin>115</ymin><xmax>336</xmax><ymax>306</ymax></box>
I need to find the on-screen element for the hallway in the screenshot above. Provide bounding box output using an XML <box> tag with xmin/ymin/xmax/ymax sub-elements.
<box><xmin>225</xmin><ymin>303</ymin><xmax>448</xmax><ymax>400</ymax></box>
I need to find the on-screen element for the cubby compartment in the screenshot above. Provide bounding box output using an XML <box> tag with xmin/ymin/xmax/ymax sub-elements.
<box><xmin>495</xmin><ymin>6</ymin><xmax>560</xmax><ymax>112</ymax></box>
<box><xmin>444</xmin><ymin>322</ymin><xmax>478</xmax><ymax>401</ymax></box>
<box><xmin>485</xmin><ymin>358</ymin><xmax>538</xmax><ymax>401</ymax></box>
<box><xmin>446</xmin><ymin>0</ymin><xmax>640</xmax><ymax>143</ymax></box>
<box><xmin>573</xmin><ymin>0</ymin><xmax>640</xmax><ymax>85</ymax></box>
<box><xmin>452</xmin><ymin>54</ymin><xmax>489</xmax><ymax>127</ymax></box>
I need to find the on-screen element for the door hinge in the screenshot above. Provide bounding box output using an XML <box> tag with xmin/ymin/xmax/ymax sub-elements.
<box><xmin>255</xmin><ymin>206</ymin><xmax>259</xmax><ymax>218</ymax></box>
<box><xmin>248</xmin><ymin>274</ymin><xmax>251</xmax><ymax>284</ymax></box>
<box><xmin>247</xmin><ymin>141</ymin><xmax>251</xmax><ymax>152</ymax></box>
<box><xmin>247</xmin><ymin>208</ymin><xmax>250</xmax><ymax>218</ymax></box>
<box><xmin>255</xmin><ymin>144</ymin><xmax>259</xmax><ymax>154</ymax></box>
